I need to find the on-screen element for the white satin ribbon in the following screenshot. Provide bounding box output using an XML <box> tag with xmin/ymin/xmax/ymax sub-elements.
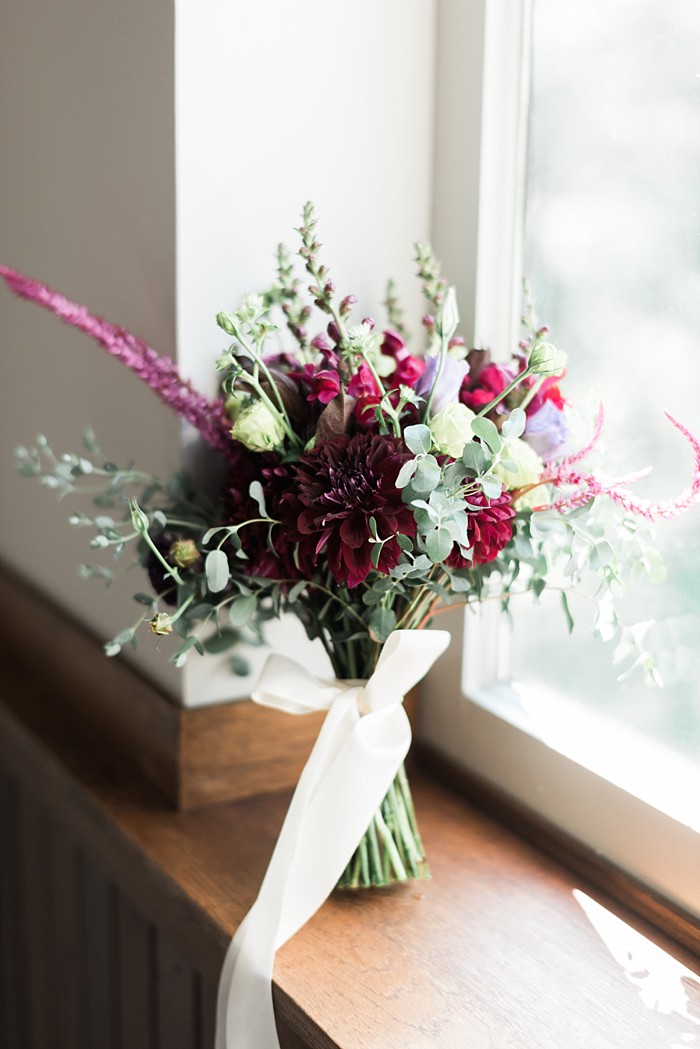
<box><xmin>215</xmin><ymin>628</ymin><xmax>450</xmax><ymax>1049</ymax></box>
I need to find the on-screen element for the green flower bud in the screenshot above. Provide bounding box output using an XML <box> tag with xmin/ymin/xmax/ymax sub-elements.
<box><xmin>129</xmin><ymin>498</ymin><xmax>150</xmax><ymax>535</ymax></box>
<box><xmin>429</xmin><ymin>403</ymin><xmax>476</xmax><ymax>458</ymax></box>
<box><xmin>528</xmin><ymin>342</ymin><xmax>567</xmax><ymax>377</ymax></box>
<box><xmin>230</xmin><ymin>399</ymin><xmax>286</xmax><ymax>453</ymax></box>
<box><xmin>435</xmin><ymin>286</ymin><xmax>459</xmax><ymax>341</ymax></box>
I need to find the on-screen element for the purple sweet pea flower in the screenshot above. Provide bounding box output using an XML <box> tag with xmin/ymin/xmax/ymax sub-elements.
<box><xmin>415</xmin><ymin>354</ymin><xmax>469</xmax><ymax>416</ymax></box>
<box><xmin>524</xmin><ymin>400</ymin><xmax>570</xmax><ymax>461</ymax></box>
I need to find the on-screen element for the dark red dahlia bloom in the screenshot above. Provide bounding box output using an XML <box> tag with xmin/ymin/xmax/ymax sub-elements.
<box><xmin>221</xmin><ymin>457</ymin><xmax>300</xmax><ymax>580</ymax></box>
<box><xmin>281</xmin><ymin>433</ymin><xmax>416</xmax><ymax>588</ymax></box>
<box><xmin>447</xmin><ymin>491</ymin><xmax>515</xmax><ymax>568</ymax></box>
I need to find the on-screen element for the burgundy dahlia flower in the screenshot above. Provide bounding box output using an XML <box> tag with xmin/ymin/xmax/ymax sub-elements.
<box><xmin>447</xmin><ymin>491</ymin><xmax>515</xmax><ymax>568</ymax></box>
<box><xmin>282</xmin><ymin>433</ymin><xmax>416</xmax><ymax>588</ymax></box>
<box><xmin>221</xmin><ymin>458</ymin><xmax>300</xmax><ymax>581</ymax></box>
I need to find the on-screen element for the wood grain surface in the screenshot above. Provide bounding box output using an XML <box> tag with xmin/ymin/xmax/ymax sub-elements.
<box><xmin>1</xmin><ymin>636</ymin><xmax>699</xmax><ymax>1047</ymax></box>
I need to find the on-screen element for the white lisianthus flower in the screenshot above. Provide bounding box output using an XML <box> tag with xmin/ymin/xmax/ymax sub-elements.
<box><xmin>494</xmin><ymin>437</ymin><xmax>544</xmax><ymax>509</ymax></box>
<box><xmin>230</xmin><ymin>400</ymin><xmax>285</xmax><ymax>452</ymax></box>
<box><xmin>429</xmin><ymin>402</ymin><xmax>476</xmax><ymax>458</ymax></box>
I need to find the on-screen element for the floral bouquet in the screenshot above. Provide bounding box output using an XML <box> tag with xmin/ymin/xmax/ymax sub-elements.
<box><xmin>5</xmin><ymin>203</ymin><xmax>700</xmax><ymax>1049</ymax></box>
<box><xmin>4</xmin><ymin>203</ymin><xmax>700</xmax><ymax>894</ymax></box>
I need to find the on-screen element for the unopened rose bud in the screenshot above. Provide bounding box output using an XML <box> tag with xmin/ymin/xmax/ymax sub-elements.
<box><xmin>149</xmin><ymin>612</ymin><xmax>173</xmax><ymax>636</ymax></box>
<box><xmin>168</xmin><ymin>539</ymin><xmax>200</xmax><ymax>570</ymax></box>
<box><xmin>528</xmin><ymin>342</ymin><xmax>567</xmax><ymax>377</ymax></box>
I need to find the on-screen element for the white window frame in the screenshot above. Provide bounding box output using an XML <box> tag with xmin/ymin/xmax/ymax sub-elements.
<box><xmin>423</xmin><ymin>0</ymin><xmax>700</xmax><ymax>921</ymax></box>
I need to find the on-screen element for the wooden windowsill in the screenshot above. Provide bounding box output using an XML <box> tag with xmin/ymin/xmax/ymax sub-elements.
<box><xmin>1</xmin><ymin>642</ymin><xmax>699</xmax><ymax>1047</ymax></box>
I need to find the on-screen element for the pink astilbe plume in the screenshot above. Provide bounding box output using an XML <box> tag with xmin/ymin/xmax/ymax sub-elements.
<box><xmin>541</xmin><ymin>412</ymin><xmax>700</xmax><ymax>521</ymax></box>
<box><xmin>0</xmin><ymin>265</ymin><xmax>235</xmax><ymax>461</ymax></box>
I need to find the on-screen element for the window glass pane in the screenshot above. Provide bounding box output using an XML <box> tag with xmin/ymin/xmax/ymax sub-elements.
<box><xmin>511</xmin><ymin>0</ymin><xmax>700</xmax><ymax>759</ymax></box>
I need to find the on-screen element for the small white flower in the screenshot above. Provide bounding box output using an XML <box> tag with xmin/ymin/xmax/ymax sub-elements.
<box><xmin>346</xmin><ymin>323</ymin><xmax>380</xmax><ymax>358</ymax></box>
<box><xmin>236</xmin><ymin>292</ymin><xmax>266</xmax><ymax>324</ymax></box>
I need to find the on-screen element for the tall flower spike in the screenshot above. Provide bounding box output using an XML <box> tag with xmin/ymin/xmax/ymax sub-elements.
<box><xmin>0</xmin><ymin>265</ymin><xmax>235</xmax><ymax>460</ymax></box>
<box><xmin>542</xmin><ymin>413</ymin><xmax>700</xmax><ymax>521</ymax></box>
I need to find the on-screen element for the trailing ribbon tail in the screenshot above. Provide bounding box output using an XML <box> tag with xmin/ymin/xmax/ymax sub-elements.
<box><xmin>215</xmin><ymin>628</ymin><xmax>450</xmax><ymax>1049</ymax></box>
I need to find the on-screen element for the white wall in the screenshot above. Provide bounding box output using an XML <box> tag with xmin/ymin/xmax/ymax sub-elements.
<box><xmin>0</xmin><ymin>0</ymin><xmax>182</xmax><ymax>696</ymax></box>
<box><xmin>0</xmin><ymin>0</ymin><xmax>439</xmax><ymax>705</ymax></box>
<box><xmin>175</xmin><ymin>0</ymin><xmax>437</xmax><ymax>704</ymax></box>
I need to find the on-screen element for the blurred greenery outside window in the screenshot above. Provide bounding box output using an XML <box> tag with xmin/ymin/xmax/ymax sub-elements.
<box><xmin>509</xmin><ymin>0</ymin><xmax>700</xmax><ymax>761</ymax></box>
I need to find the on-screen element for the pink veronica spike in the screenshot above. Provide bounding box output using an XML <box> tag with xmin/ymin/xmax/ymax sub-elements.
<box><xmin>0</xmin><ymin>265</ymin><xmax>235</xmax><ymax>460</ymax></box>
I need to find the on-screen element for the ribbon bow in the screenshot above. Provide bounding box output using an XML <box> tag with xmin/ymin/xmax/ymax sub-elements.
<box><xmin>215</xmin><ymin>628</ymin><xmax>450</xmax><ymax>1049</ymax></box>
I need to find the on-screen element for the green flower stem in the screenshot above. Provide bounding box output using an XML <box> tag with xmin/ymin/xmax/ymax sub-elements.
<box><xmin>359</xmin><ymin>834</ymin><xmax>370</xmax><ymax>887</ymax></box>
<box><xmin>373</xmin><ymin>805</ymin><xmax>407</xmax><ymax>881</ymax></box>
<box><xmin>356</xmin><ymin>349</ymin><xmax>402</xmax><ymax>438</ymax></box>
<box><xmin>228</xmin><ymin>327</ymin><xmax>302</xmax><ymax>451</ymax></box>
<box><xmin>396</xmin><ymin>764</ymin><xmax>426</xmax><ymax>856</ymax></box>
<box><xmin>140</xmin><ymin>530</ymin><xmax>184</xmax><ymax>587</ymax></box>
<box><xmin>367</xmin><ymin>817</ymin><xmax>383</xmax><ymax>885</ymax></box>
<box><xmin>387</xmin><ymin>781</ymin><xmax>420</xmax><ymax>874</ymax></box>
<box><xmin>168</xmin><ymin>591</ymin><xmax>196</xmax><ymax>626</ymax></box>
<box><xmin>215</xmin><ymin>518</ymin><xmax>276</xmax><ymax>550</ymax></box>
<box><xmin>162</xmin><ymin>517</ymin><xmax>208</xmax><ymax>530</ymax></box>
<box><xmin>336</xmin><ymin>764</ymin><xmax>430</xmax><ymax>890</ymax></box>
<box><xmin>278</xmin><ymin>580</ymin><xmax>369</xmax><ymax>634</ymax></box>
<box><xmin>475</xmin><ymin>366</ymin><xmax>535</xmax><ymax>418</ymax></box>
<box><xmin>518</xmin><ymin>374</ymin><xmax>545</xmax><ymax>412</ymax></box>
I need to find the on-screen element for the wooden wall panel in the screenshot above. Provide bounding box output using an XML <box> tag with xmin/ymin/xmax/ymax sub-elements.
<box><xmin>157</xmin><ymin>933</ymin><xmax>200</xmax><ymax>1049</ymax></box>
<box><xmin>20</xmin><ymin>794</ymin><xmax>58</xmax><ymax>1049</ymax></box>
<box><xmin>81</xmin><ymin>857</ymin><xmax>118</xmax><ymax>1049</ymax></box>
<box><xmin>0</xmin><ymin>773</ymin><xmax>231</xmax><ymax>1049</ymax></box>
<box><xmin>0</xmin><ymin>770</ymin><xmax>31</xmax><ymax>1047</ymax></box>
